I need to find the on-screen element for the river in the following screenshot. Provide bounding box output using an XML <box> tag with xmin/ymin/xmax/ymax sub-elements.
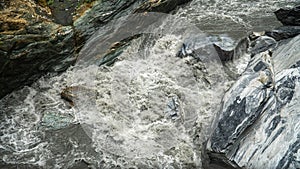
<box><xmin>0</xmin><ymin>0</ymin><xmax>299</xmax><ymax>168</ymax></box>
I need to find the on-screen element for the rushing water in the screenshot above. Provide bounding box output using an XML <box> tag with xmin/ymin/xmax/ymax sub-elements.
<box><xmin>0</xmin><ymin>1</ymin><xmax>299</xmax><ymax>168</ymax></box>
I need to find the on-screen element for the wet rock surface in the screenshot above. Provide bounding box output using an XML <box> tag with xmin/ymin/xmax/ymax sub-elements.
<box><xmin>0</xmin><ymin>0</ymin><xmax>192</xmax><ymax>99</ymax></box>
<box><xmin>74</xmin><ymin>0</ymin><xmax>192</xmax><ymax>41</ymax></box>
<box><xmin>265</xmin><ymin>26</ymin><xmax>300</xmax><ymax>41</ymax></box>
<box><xmin>0</xmin><ymin>0</ymin><xmax>76</xmax><ymax>99</ymax></box>
<box><xmin>275</xmin><ymin>6</ymin><xmax>300</xmax><ymax>26</ymax></box>
<box><xmin>134</xmin><ymin>0</ymin><xmax>192</xmax><ymax>13</ymax></box>
<box><xmin>204</xmin><ymin>12</ymin><xmax>300</xmax><ymax>169</ymax></box>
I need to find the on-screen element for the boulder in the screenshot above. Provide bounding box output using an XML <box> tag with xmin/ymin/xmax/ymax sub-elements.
<box><xmin>203</xmin><ymin>32</ymin><xmax>300</xmax><ymax>168</ymax></box>
<box><xmin>265</xmin><ymin>26</ymin><xmax>300</xmax><ymax>41</ymax></box>
<box><xmin>0</xmin><ymin>0</ymin><xmax>76</xmax><ymax>99</ymax></box>
<box><xmin>0</xmin><ymin>0</ymin><xmax>192</xmax><ymax>99</ymax></box>
<box><xmin>134</xmin><ymin>0</ymin><xmax>192</xmax><ymax>13</ymax></box>
<box><xmin>275</xmin><ymin>6</ymin><xmax>300</xmax><ymax>26</ymax></box>
<box><xmin>74</xmin><ymin>0</ymin><xmax>192</xmax><ymax>42</ymax></box>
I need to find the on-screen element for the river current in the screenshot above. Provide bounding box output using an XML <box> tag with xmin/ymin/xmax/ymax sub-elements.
<box><xmin>0</xmin><ymin>0</ymin><xmax>299</xmax><ymax>168</ymax></box>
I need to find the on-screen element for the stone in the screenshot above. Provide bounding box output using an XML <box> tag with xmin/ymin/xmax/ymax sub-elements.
<box><xmin>265</xmin><ymin>26</ymin><xmax>300</xmax><ymax>41</ymax></box>
<box><xmin>61</xmin><ymin>86</ymin><xmax>95</xmax><ymax>106</ymax></box>
<box><xmin>96</xmin><ymin>34</ymin><xmax>141</xmax><ymax>66</ymax></box>
<box><xmin>275</xmin><ymin>6</ymin><xmax>300</xmax><ymax>26</ymax></box>
<box><xmin>0</xmin><ymin>0</ymin><xmax>76</xmax><ymax>99</ymax></box>
<box><xmin>74</xmin><ymin>0</ymin><xmax>192</xmax><ymax>41</ymax></box>
<box><xmin>74</xmin><ymin>0</ymin><xmax>140</xmax><ymax>42</ymax></box>
<box><xmin>249</xmin><ymin>36</ymin><xmax>277</xmax><ymax>55</ymax></box>
<box><xmin>0</xmin><ymin>0</ymin><xmax>192</xmax><ymax>99</ymax></box>
<box><xmin>213</xmin><ymin>37</ymin><xmax>249</xmax><ymax>62</ymax></box>
<box><xmin>203</xmin><ymin>33</ymin><xmax>300</xmax><ymax>169</ymax></box>
<box><xmin>134</xmin><ymin>0</ymin><xmax>192</xmax><ymax>13</ymax></box>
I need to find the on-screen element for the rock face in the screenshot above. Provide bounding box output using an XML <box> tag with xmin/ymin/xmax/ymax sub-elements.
<box><xmin>204</xmin><ymin>9</ymin><xmax>300</xmax><ymax>169</ymax></box>
<box><xmin>134</xmin><ymin>0</ymin><xmax>192</xmax><ymax>13</ymax></box>
<box><xmin>0</xmin><ymin>0</ymin><xmax>76</xmax><ymax>99</ymax></box>
<box><xmin>74</xmin><ymin>0</ymin><xmax>192</xmax><ymax>41</ymax></box>
<box><xmin>0</xmin><ymin>0</ymin><xmax>192</xmax><ymax>99</ymax></box>
<box><xmin>275</xmin><ymin>6</ymin><xmax>300</xmax><ymax>26</ymax></box>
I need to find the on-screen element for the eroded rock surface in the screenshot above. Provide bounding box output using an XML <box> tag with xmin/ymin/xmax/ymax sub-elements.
<box><xmin>0</xmin><ymin>0</ymin><xmax>76</xmax><ymax>98</ymax></box>
<box><xmin>0</xmin><ymin>0</ymin><xmax>192</xmax><ymax>99</ymax></box>
<box><xmin>275</xmin><ymin>6</ymin><xmax>300</xmax><ymax>26</ymax></box>
<box><xmin>204</xmin><ymin>15</ymin><xmax>300</xmax><ymax>169</ymax></box>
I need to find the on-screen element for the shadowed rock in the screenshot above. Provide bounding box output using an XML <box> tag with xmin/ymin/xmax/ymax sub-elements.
<box><xmin>275</xmin><ymin>6</ymin><xmax>300</xmax><ymax>26</ymax></box>
<box><xmin>0</xmin><ymin>0</ymin><xmax>76</xmax><ymax>99</ymax></box>
<box><xmin>74</xmin><ymin>0</ymin><xmax>192</xmax><ymax>41</ymax></box>
<box><xmin>265</xmin><ymin>26</ymin><xmax>300</xmax><ymax>41</ymax></box>
<box><xmin>134</xmin><ymin>0</ymin><xmax>192</xmax><ymax>13</ymax></box>
<box><xmin>0</xmin><ymin>0</ymin><xmax>191</xmax><ymax>99</ymax></box>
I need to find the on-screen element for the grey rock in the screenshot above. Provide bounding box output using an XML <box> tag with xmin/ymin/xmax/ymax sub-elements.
<box><xmin>74</xmin><ymin>0</ymin><xmax>192</xmax><ymax>42</ymax></box>
<box><xmin>134</xmin><ymin>0</ymin><xmax>192</xmax><ymax>13</ymax></box>
<box><xmin>275</xmin><ymin>6</ymin><xmax>300</xmax><ymax>26</ymax></box>
<box><xmin>249</xmin><ymin>36</ymin><xmax>277</xmax><ymax>55</ymax></box>
<box><xmin>176</xmin><ymin>34</ymin><xmax>223</xmax><ymax>63</ymax></box>
<box><xmin>213</xmin><ymin>37</ymin><xmax>249</xmax><ymax>62</ymax></box>
<box><xmin>265</xmin><ymin>26</ymin><xmax>300</xmax><ymax>41</ymax></box>
<box><xmin>74</xmin><ymin>0</ymin><xmax>139</xmax><ymax>41</ymax></box>
<box><xmin>204</xmin><ymin>34</ymin><xmax>300</xmax><ymax>168</ymax></box>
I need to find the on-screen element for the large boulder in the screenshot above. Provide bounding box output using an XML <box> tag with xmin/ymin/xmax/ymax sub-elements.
<box><xmin>275</xmin><ymin>6</ymin><xmax>300</xmax><ymax>26</ymax></box>
<box><xmin>74</xmin><ymin>0</ymin><xmax>192</xmax><ymax>41</ymax></box>
<box><xmin>0</xmin><ymin>0</ymin><xmax>76</xmax><ymax>99</ymax></box>
<box><xmin>203</xmin><ymin>22</ymin><xmax>300</xmax><ymax>169</ymax></box>
<box><xmin>0</xmin><ymin>0</ymin><xmax>192</xmax><ymax>99</ymax></box>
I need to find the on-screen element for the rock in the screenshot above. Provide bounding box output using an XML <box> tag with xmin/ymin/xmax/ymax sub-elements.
<box><xmin>265</xmin><ymin>26</ymin><xmax>300</xmax><ymax>41</ymax></box>
<box><xmin>43</xmin><ymin>0</ymin><xmax>97</xmax><ymax>26</ymax></box>
<box><xmin>74</xmin><ymin>0</ymin><xmax>141</xmax><ymax>42</ymax></box>
<box><xmin>134</xmin><ymin>0</ymin><xmax>192</xmax><ymax>13</ymax></box>
<box><xmin>207</xmin><ymin>50</ymin><xmax>274</xmax><ymax>151</ymax></box>
<box><xmin>61</xmin><ymin>86</ymin><xmax>96</xmax><ymax>107</ymax></box>
<box><xmin>40</xmin><ymin>111</ymin><xmax>74</xmax><ymax>130</ymax></box>
<box><xmin>275</xmin><ymin>6</ymin><xmax>300</xmax><ymax>26</ymax></box>
<box><xmin>74</xmin><ymin>0</ymin><xmax>192</xmax><ymax>41</ymax></box>
<box><xmin>0</xmin><ymin>0</ymin><xmax>191</xmax><ymax>99</ymax></box>
<box><xmin>213</xmin><ymin>37</ymin><xmax>249</xmax><ymax>62</ymax></box>
<box><xmin>212</xmin><ymin>44</ymin><xmax>234</xmax><ymax>62</ymax></box>
<box><xmin>176</xmin><ymin>34</ymin><xmax>224</xmax><ymax>63</ymax></box>
<box><xmin>249</xmin><ymin>36</ymin><xmax>277</xmax><ymax>55</ymax></box>
<box><xmin>97</xmin><ymin>34</ymin><xmax>141</xmax><ymax>66</ymax></box>
<box><xmin>61</xmin><ymin>86</ymin><xmax>83</xmax><ymax>106</ymax></box>
<box><xmin>203</xmin><ymin>32</ymin><xmax>300</xmax><ymax>169</ymax></box>
<box><xmin>0</xmin><ymin>0</ymin><xmax>76</xmax><ymax>99</ymax></box>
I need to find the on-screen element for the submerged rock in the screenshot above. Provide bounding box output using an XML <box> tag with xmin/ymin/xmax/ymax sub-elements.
<box><xmin>204</xmin><ymin>32</ymin><xmax>300</xmax><ymax>168</ymax></box>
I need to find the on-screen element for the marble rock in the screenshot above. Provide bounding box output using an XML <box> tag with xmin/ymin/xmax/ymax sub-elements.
<box><xmin>203</xmin><ymin>32</ymin><xmax>300</xmax><ymax>169</ymax></box>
